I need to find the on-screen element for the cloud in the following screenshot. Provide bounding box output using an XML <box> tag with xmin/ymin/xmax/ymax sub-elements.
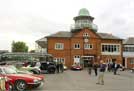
<box><xmin>0</xmin><ymin>0</ymin><xmax>134</xmax><ymax>51</ymax></box>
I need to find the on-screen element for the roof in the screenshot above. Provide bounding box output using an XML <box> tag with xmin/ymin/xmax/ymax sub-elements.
<box><xmin>45</xmin><ymin>31</ymin><xmax>121</xmax><ymax>40</ymax></box>
<box><xmin>78</xmin><ymin>8</ymin><xmax>90</xmax><ymax>16</ymax></box>
<box><xmin>123</xmin><ymin>37</ymin><xmax>134</xmax><ymax>44</ymax></box>
<box><xmin>46</xmin><ymin>31</ymin><xmax>72</xmax><ymax>38</ymax></box>
<box><xmin>36</xmin><ymin>37</ymin><xmax>47</xmax><ymax>48</ymax></box>
<box><xmin>97</xmin><ymin>33</ymin><xmax>122</xmax><ymax>40</ymax></box>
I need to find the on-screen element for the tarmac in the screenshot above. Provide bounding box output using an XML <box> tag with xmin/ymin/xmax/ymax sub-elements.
<box><xmin>33</xmin><ymin>69</ymin><xmax>134</xmax><ymax>91</ymax></box>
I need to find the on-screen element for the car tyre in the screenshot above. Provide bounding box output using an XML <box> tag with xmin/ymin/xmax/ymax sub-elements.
<box><xmin>15</xmin><ymin>80</ymin><xmax>27</xmax><ymax>91</ymax></box>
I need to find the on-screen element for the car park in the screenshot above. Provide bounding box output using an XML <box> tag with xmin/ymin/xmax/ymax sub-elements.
<box><xmin>0</xmin><ymin>66</ymin><xmax>44</xmax><ymax>91</ymax></box>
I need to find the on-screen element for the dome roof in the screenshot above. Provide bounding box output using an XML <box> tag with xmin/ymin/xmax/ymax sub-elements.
<box><xmin>78</xmin><ymin>8</ymin><xmax>90</xmax><ymax>16</ymax></box>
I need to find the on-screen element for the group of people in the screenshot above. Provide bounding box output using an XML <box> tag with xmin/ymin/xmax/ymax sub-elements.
<box><xmin>87</xmin><ymin>60</ymin><xmax>122</xmax><ymax>85</ymax></box>
<box><xmin>55</xmin><ymin>60</ymin><xmax>64</xmax><ymax>73</ymax></box>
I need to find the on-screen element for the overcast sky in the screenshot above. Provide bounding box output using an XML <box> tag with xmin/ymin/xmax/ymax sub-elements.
<box><xmin>0</xmin><ymin>0</ymin><xmax>134</xmax><ymax>51</ymax></box>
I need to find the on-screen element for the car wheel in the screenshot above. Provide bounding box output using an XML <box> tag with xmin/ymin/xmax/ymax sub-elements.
<box><xmin>15</xmin><ymin>80</ymin><xmax>27</xmax><ymax>91</ymax></box>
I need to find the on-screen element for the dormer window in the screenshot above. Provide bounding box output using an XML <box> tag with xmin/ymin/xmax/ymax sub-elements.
<box><xmin>83</xmin><ymin>33</ymin><xmax>89</xmax><ymax>38</ymax></box>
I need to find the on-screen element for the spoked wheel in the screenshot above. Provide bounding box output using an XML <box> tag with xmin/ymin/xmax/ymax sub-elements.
<box><xmin>15</xmin><ymin>80</ymin><xmax>27</xmax><ymax>91</ymax></box>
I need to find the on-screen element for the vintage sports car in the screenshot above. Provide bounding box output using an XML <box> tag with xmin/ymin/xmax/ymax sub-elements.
<box><xmin>0</xmin><ymin>66</ymin><xmax>44</xmax><ymax>91</ymax></box>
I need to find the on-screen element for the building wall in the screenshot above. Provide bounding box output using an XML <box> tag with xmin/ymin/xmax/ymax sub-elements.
<box><xmin>47</xmin><ymin>28</ymin><xmax>123</xmax><ymax>67</ymax></box>
<box><xmin>126</xmin><ymin>58</ymin><xmax>134</xmax><ymax>69</ymax></box>
<box><xmin>47</xmin><ymin>38</ymin><xmax>71</xmax><ymax>67</ymax></box>
<box><xmin>100</xmin><ymin>39</ymin><xmax>123</xmax><ymax>64</ymax></box>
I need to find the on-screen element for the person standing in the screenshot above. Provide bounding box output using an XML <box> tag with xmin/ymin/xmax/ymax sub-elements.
<box><xmin>96</xmin><ymin>60</ymin><xmax>106</xmax><ymax>85</ymax></box>
<box><xmin>56</xmin><ymin>60</ymin><xmax>60</xmax><ymax>73</ymax></box>
<box><xmin>59</xmin><ymin>60</ymin><xmax>64</xmax><ymax>73</ymax></box>
<box><xmin>93</xmin><ymin>62</ymin><xmax>98</xmax><ymax>76</ymax></box>
<box><xmin>112</xmin><ymin>61</ymin><xmax>118</xmax><ymax>75</ymax></box>
<box><xmin>88</xmin><ymin>61</ymin><xmax>92</xmax><ymax>75</ymax></box>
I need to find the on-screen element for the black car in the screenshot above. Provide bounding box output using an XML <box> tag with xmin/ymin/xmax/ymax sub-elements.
<box><xmin>40</xmin><ymin>61</ymin><xmax>56</xmax><ymax>74</ymax></box>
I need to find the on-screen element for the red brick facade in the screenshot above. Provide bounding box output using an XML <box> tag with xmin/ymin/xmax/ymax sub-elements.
<box><xmin>47</xmin><ymin>28</ymin><xmax>123</xmax><ymax>68</ymax></box>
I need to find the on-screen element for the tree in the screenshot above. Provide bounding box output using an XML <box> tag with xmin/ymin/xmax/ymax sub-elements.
<box><xmin>11</xmin><ymin>41</ymin><xmax>29</xmax><ymax>52</ymax></box>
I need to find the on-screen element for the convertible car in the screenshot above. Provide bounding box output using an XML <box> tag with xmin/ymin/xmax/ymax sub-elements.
<box><xmin>0</xmin><ymin>66</ymin><xmax>44</xmax><ymax>91</ymax></box>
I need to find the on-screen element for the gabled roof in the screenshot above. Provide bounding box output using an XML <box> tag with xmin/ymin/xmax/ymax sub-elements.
<box><xmin>45</xmin><ymin>31</ymin><xmax>121</xmax><ymax>40</ymax></box>
<box><xmin>46</xmin><ymin>31</ymin><xmax>72</xmax><ymax>38</ymax></box>
<box><xmin>97</xmin><ymin>33</ymin><xmax>122</xmax><ymax>40</ymax></box>
<box><xmin>123</xmin><ymin>37</ymin><xmax>134</xmax><ymax>44</ymax></box>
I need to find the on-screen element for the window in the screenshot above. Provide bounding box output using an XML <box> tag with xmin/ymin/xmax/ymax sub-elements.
<box><xmin>130</xmin><ymin>59</ymin><xmax>134</xmax><ymax>64</ymax></box>
<box><xmin>124</xmin><ymin>47</ymin><xmax>134</xmax><ymax>52</ymax></box>
<box><xmin>83</xmin><ymin>33</ymin><xmax>89</xmax><ymax>37</ymax></box>
<box><xmin>101</xmin><ymin>44</ymin><xmax>120</xmax><ymax>55</ymax></box>
<box><xmin>55</xmin><ymin>43</ymin><xmax>64</xmax><ymax>50</ymax></box>
<box><xmin>101</xmin><ymin>44</ymin><xmax>120</xmax><ymax>52</ymax></box>
<box><xmin>74</xmin><ymin>44</ymin><xmax>80</xmax><ymax>49</ymax></box>
<box><xmin>74</xmin><ymin>55</ymin><xmax>80</xmax><ymax>64</ymax></box>
<box><xmin>54</xmin><ymin>58</ymin><xmax>65</xmax><ymax>64</ymax></box>
<box><xmin>74</xmin><ymin>55</ymin><xmax>80</xmax><ymax>58</ymax></box>
<box><xmin>84</xmin><ymin>44</ymin><xmax>93</xmax><ymax>49</ymax></box>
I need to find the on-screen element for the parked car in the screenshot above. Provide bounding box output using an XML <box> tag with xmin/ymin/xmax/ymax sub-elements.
<box><xmin>0</xmin><ymin>66</ymin><xmax>44</xmax><ymax>91</ymax></box>
<box><xmin>19</xmin><ymin>65</ymin><xmax>41</xmax><ymax>74</ymax></box>
<box><xmin>71</xmin><ymin>64</ymin><xmax>83</xmax><ymax>70</ymax></box>
<box><xmin>6</xmin><ymin>65</ymin><xmax>33</xmax><ymax>74</ymax></box>
<box><xmin>40</xmin><ymin>61</ymin><xmax>56</xmax><ymax>74</ymax></box>
<box><xmin>63</xmin><ymin>65</ymin><xmax>68</xmax><ymax>70</ymax></box>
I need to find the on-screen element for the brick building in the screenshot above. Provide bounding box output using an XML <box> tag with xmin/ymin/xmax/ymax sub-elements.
<box><xmin>123</xmin><ymin>37</ymin><xmax>134</xmax><ymax>68</ymax></box>
<box><xmin>36</xmin><ymin>8</ymin><xmax>123</xmax><ymax>68</ymax></box>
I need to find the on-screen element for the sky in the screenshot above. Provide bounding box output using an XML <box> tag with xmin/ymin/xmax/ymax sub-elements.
<box><xmin>0</xmin><ymin>0</ymin><xmax>134</xmax><ymax>51</ymax></box>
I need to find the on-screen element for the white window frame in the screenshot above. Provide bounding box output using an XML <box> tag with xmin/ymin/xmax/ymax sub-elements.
<box><xmin>54</xmin><ymin>58</ymin><xmax>65</xmax><ymax>64</ymax></box>
<box><xmin>124</xmin><ymin>45</ymin><xmax>134</xmax><ymax>52</ymax></box>
<box><xmin>101</xmin><ymin>43</ymin><xmax>121</xmax><ymax>55</ymax></box>
<box><xmin>55</xmin><ymin>43</ymin><xmax>64</xmax><ymax>50</ymax></box>
<box><xmin>130</xmin><ymin>59</ymin><xmax>134</xmax><ymax>64</ymax></box>
<box><xmin>83</xmin><ymin>33</ymin><xmax>89</xmax><ymax>37</ymax></box>
<box><xmin>74</xmin><ymin>43</ymin><xmax>80</xmax><ymax>49</ymax></box>
<box><xmin>84</xmin><ymin>44</ymin><xmax>93</xmax><ymax>49</ymax></box>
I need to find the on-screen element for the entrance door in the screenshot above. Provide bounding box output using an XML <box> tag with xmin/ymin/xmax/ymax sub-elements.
<box><xmin>81</xmin><ymin>56</ymin><xmax>94</xmax><ymax>67</ymax></box>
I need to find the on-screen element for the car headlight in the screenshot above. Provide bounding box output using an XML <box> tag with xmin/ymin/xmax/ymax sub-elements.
<box><xmin>33</xmin><ymin>79</ymin><xmax>39</xmax><ymax>83</ymax></box>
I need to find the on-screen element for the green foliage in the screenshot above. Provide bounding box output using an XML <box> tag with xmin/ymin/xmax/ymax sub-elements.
<box><xmin>11</xmin><ymin>41</ymin><xmax>29</xmax><ymax>52</ymax></box>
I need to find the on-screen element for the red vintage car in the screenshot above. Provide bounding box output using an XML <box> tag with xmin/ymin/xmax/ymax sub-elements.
<box><xmin>71</xmin><ymin>64</ymin><xmax>83</xmax><ymax>70</ymax></box>
<box><xmin>0</xmin><ymin>66</ymin><xmax>44</xmax><ymax>91</ymax></box>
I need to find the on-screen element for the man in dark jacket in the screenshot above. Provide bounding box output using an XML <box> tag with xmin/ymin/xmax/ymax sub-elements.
<box><xmin>93</xmin><ymin>62</ymin><xmax>98</xmax><ymax>76</ymax></box>
<box><xmin>88</xmin><ymin>61</ymin><xmax>92</xmax><ymax>75</ymax></box>
<box><xmin>96</xmin><ymin>60</ymin><xmax>106</xmax><ymax>85</ymax></box>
